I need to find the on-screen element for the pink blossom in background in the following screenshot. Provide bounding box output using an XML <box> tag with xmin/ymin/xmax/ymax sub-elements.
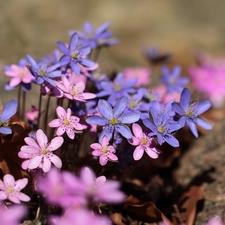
<box><xmin>19</xmin><ymin>129</ymin><xmax>63</xmax><ymax>172</ymax></box>
<box><xmin>128</xmin><ymin>123</ymin><xmax>161</xmax><ymax>160</ymax></box>
<box><xmin>189</xmin><ymin>66</ymin><xmax>225</xmax><ymax>108</ymax></box>
<box><xmin>57</xmin><ymin>75</ymin><xmax>96</xmax><ymax>101</ymax></box>
<box><xmin>50</xmin><ymin>207</ymin><xmax>111</xmax><ymax>225</ymax></box>
<box><xmin>90</xmin><ymin>135</ymin><xmax>118</xmax><ymax>166</ymax></box>
<box><xmin>0</xmin><ymin>174</ymin><xmax>30</xmax><ymax>204</ymax></box>
<box><xmin>123</xmin><ymin>67</ymin><xmax>151</xmax><ymax>87</ymax></box>
<box><xmin>4</xmin><ymin>64</ymin><xmax>34</xmax><ymax>88</ymax></box>
<box><xmin>26</xmin><ymin>106</ymin><xmax>39</xmax><ymax>121</ymax></box>
<box><xmin>49</xmin><ymin>106</ymin><xmax>85</xmax><ymax>139</ymax></box>
<box><xmin>0</xmin><ymin>201</ymin><xmax>27</xmax><ymax>225</ymax></box>
<box><xmin>201</xmin><ymin>216</ymin><xmax>224</xmax><ymax>225</ymax></box>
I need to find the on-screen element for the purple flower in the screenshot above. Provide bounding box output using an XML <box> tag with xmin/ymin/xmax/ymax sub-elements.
<box><xmin>0</xmin><ymin>99</ymin><xmax>18</xmax><ymax>134</ymax></box>
<box><xmin>26</xmin><ymin>54</ymin><xmax>62</xmax><ymax>86</ymax></box>
<box><xmin>86</xmin><ymin>96</ymin><xmax>140</xmax><ymax>141</ymax></box>
<box><xmin>19</xmin><ymin>129</ymin><xmax>64</xmax><ymax>172</ymax></box>
<box><xmin>172</xmin><ymin>88</ymin><xmax>212</xmax><ymax>137</ymax></box>
<box><xmin>90</xmin><ymin>135</ymin><xmax>118</xmax><ymax>166</ymax></box>
<box><xmin>128</xmin><ymin>123</ymin><xmax>161</xmax><ymax>160</ymax></box>
<box><xmin>0</xmin><ymin>201</ymin><xmax>27</xmax><ymax>225</ymax></box>
<box><xmin>49</xmin><ymin>106</ymin><xmax>85</xmax><ymax>139</ymax></box>
<box><xmin>160</xmin><ymin>65</ymin><xmax>189</xmax><ymax>94</ymax></box>
<box><xmin>57</xmin><ymin>33</ymin><xmax>96</xmax><ymax>75</ymax></box>
<box><xmin>69</xmin><ymin>21</ymin><xmax>119</xmax><ymax>49</ymax></box>
<box><xmin>0</xmin><ymin>174</ymin><xmax>30</xmax><ymax>204</ymax></box>
<box><xmin>143</xmin><ymin>101</ymin><xmax>181</xmax><ymax>147</ymax></box>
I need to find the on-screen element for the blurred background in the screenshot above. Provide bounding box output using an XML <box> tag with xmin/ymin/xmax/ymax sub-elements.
<box><xmin>1</xmin><ymin>0</ymin><xmax>225</xmax><ymax>101</ymax></box>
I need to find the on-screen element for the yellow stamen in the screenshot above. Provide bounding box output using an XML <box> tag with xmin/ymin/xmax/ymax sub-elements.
<box><xmin>41</xmin><ymin>149</ymin><xmax>48</xmax><ymax>154</ymax></box>
<box><xmin>110</xmin><ymin>117</ymin><xmax>117</xmax><ymax>125</ymax></box>
<box><xmin>7</xmin><ymin>187</ymin><xmax>14</xmax><ymax>194</ymax></box>
<box><xmin>102</xmin><ymin>147</ymin><xmax>108</xmax><ymax>153</ymax></box>
<box><xmin>157</xmin><ymin>126</ymin><xmax>164</xmax><ymax>133</ymax></box>
<box><xmin>64</xmin><ymin>119</ymin><xmax>70</xmax><ymax>125</ymax></box>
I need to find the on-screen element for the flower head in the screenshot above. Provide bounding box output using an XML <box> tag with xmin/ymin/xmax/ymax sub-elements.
<box><xmin>0</xmin><ymin>174</ymin><xmax>30</xmax><ymax>204</ymax></box>
<box><xmin>0</xmin><ymin>99</ymin><xmax>18</xmax><ymax>134</ymax></box>
<box><xmin>86</xmin><ymin>96</ymin><xmax>140</xmax><ymax>141</ymax></box>
<box><xmin>90</xmin><ymin>135</ymin><xmax>118</xmax><ymax>166</ymax></box>
<box><xmin>19</xmin><ymin>129</ymin><xmax>64</xmax><ymax>172</ymax></box>
<box><xmin>172</xmin><ymin>88</ymin><xmax>212</xmax><ymax>137</ymax></box>
<box><xmin>57</xmin><ymin>33</ymin><xmax>96</xmax><ymax>75</ymax></box>
<box><xmin>128</xmin><ymin>123</ymin><xmax>161</xmax><ymax>160</ymax></box>
<box><xmin>49</xmin><ymin>106</ymin><xmax>85</xmax><ymax>139</ymax></box>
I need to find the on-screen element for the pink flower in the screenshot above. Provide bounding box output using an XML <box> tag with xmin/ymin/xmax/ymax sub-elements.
<box><xmin>50</xmin><ymin>207</ymin><xmax>111</xmax><ymax>225</ymax></box>
<box><xmin>128</xmin><ymin>123</ymin><xmax>161</xmax><ymax>160</ymax></box>
<box><xmin>0</xmin><ymin>174</ymin><xmax>30</xmax><ymax>204</ymax></box>
<box><xmin>57</xmin><ymin>75</ymin><xmax>96</xmax><ymax>102</ymax></box>
<box><xmin>202</xmin><ymin>216</ymin><xmax>224</xmax><ymax>225</ymax></box>
<box><xmin>4</xmin><ymin>64</ymin><xmax>34</xmax><ymax>87</ymax></box>
<box><xmin>49</xmin><ymin>106</ymin><xmax>85</xmax><ymax>139</ymax></box>
<box><xmin>0</xmin><ymin>201</ymin><xmax>27</xmax><ymax>225</ymax></box>
<box><xmin>123</xmin><ymin>67</ymin><xmax>151</xmax><ymax>87</ymax></box>
<box><xmin>26</xmin><ymin>106</ymin><xmax>39</xmax><ymax>121</ymax></box>
<box><xmin>90</xmin><ymin>135</ymin><xmax>118</xmax><ymax>166</ymax></box>
<box><xmin>19</xmin><ymin>129</ymin><xmax>63</xmax><ymax>172</ymax></box>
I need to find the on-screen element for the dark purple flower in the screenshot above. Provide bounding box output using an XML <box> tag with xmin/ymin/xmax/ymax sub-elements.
<box><xmin>0</xmin><ymin>99</ymin><xmax>18</xmax><ymax>134</ymax></box>
<box><xmin>172</xmin><ymin>88</ymin><xmax>212</xmax><ymax>137</ymax></box>
<box><xmin>86</xmin><ymin>96</ymin><xmax>140</xmax><ymax>141</ymax></box>
<box><xmin>26</xmin><ymin>54</ymin><xmax>62</xmax><ymax>87</ymax></box>
<box><xmin>57</xmin><ymin>33</ymin><xmax>95</xmax><ymax>75</ymax></box>
<box><xmin>69</xmin><ymin>22</ymin><xmax>119</xmax><ymax>49</ymax></box>
<box><xmin>160</xmin><ymin>65</ymin><xmax>189</xmax><ymax>94</ymax></box>
<box><xmin>143</xmin><ymin>101</ymin><xmax>180</xmax><ymax>147</ymax></box>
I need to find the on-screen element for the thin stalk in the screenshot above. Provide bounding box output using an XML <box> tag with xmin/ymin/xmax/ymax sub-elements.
<box><xmin>93</xmin><ymin>47</ymin><xmax>102</xmax><ymax>62</ymax></box>
<box><xmin>44</xmin><ymin>95</ymin><xmax>51</xmax><ymax>135</ymax></box>
<box><xmin>17</xmin><ymin>85</ymin><xmax>22</xmax><ymax>120</ymax></box>
<box><xmin>37</xmin><ymin>91</ymin><xmax>43</xmax><ymax>129</ymax></box>
<box><xmin>21</xmin><ymin>90</ymin><xmax>26</xmax><ymax>121</ymax></box>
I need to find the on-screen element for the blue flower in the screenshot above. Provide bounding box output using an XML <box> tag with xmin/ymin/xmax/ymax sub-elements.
<box><xmin>26</xmin><ymin>54</ymin><xmax>62</xmax><ymax>87</ymax></box>
<box><xmin>172</xmin><ymin>88</ymin><xmax>212</xmax><ymax>137</ymax></box>
<box><xmin>86</xmin><ymin>96</ymin><xmax>140</xmax><ymax>141</ymax></box>
<box><xmin>0</xmin><ymin>99</ymin><xmax>18</xmax><ymax>134</ymax></box>
<box><xmin>143</xmin><ymin>101</ymin><xmax>181</xmax><ymax>147</ymax></box>
<box><xmin>57</xmin><ymin>33</ymin><xmax>96</xmax><ymax>75</ymax></box>
<box><xmin>160</xmin><ymin>65</ymin><xmax>189</xmax><ymax>94</ymax></box>
<box><xmin>69</xmin><ymin>22</ymin><xmax>119</xmax><ymax>49</ymax></box>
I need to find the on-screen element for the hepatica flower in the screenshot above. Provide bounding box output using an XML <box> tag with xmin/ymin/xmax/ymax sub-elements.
<box><xmin>49</xmin><ymin>106</ymin><xmax>85</xmax><ymax>139</ymax></box>
<box><xmin>0</xmin><ymin>174</ymin><xmax>30</xmax><ymax>204</ymax></box>
<box><xmin>172</xmin><ymin>88</ymin><xmax>212</xmax><ymax>137</ymax></box>
<box><xmin>128</xmin><ymin>123</ymin><xmax>161</xmax><ymax>160</ymax></box>
<box><xmin>90</xmin><ymin>135</ymin><xmax>118</xmax><ymax>166</ymax></box>
<box><xmin>19</xmin><ymin>129</ymin><xmax>64</xmax><ymax>172</ymax></box>
<box><xmin>0</xmin><ymin>99</ymin><xmax>18</xmax><ymax>134</ymax></box>
<box><xmin>160</xmin><ymin>65</ymin><xmax>189</xmax><ymax>94</ymax></box>
<box><xmin>86</xmin><ymin>96</ymin><xmax>140</xmax><ymax>141</ymax></box>
<box><xmin>26</xmin><ymin>54</ymin><xmax>62</xmax><ymax>87</ymax></box>
<box><xmin>57</xmin><ymin>33</ymin><xmax>95</xmax><ymax>75</ymax></box>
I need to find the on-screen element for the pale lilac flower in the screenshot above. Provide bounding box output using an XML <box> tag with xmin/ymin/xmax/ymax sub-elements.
<box><xmin>26</xmin><ymin>106</ymin><xmax>39</xmax><ymax>121</ymax></box>
<box><xmin>128</xmin><ymin>123</ymin><xmax>161</xmax><ymax>160</ymax></box>
<box><xmin>19</xmin><ymin>129</ymin><xmax>63</xmax><ymax>172</ymax></box>
<box><xmin>0</xmin><ymin>174</ymin><xmax>30</xmax><ymax>204</ymax></box>
<box><xmin>0</xmin><ymin>201</ymin><xmax>27</xmax><ymax>225</ymax></box>
<box><xmin>49</xmin><ymin>106</ymin><xmax>85</xmax><ymax>139</ymax></box>
<box><xmin>90</xmin><ymin>135</ymin><xmax>118</xmax><ymax>166</ymax></box>
<box><xmin>0</xmin><ymin>99</ymin><xmax>18</xmax><ymax>134</ymax></box>
<box><xmin>202</xmin><ymin>216</ymin><xmax>224</xmax><ymax>225</ymax></box>
<box><xmin>50</xmin><ymin>207</ymin><xmax>111</xmax><ymax>225</ymax></box>
<box><xmin>57</xmin><ymin>75</ymin><xmax>96</xmax><ymax>102</ymax></box>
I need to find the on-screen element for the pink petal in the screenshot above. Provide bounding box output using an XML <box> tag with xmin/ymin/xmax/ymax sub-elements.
<box><xmin>80</xmin><ymin>167</ymin><xmax>95</xmax><ymax>186</ymax></box>
<box><xmin>28</xmin><ymin>155</ymin><xmax>42</xmax><ymax>169</ymax></box>
<box><xmin>56</xmin><ymin>127</ymin><xmax>66</xmax><ymax>136</ymax></box>
<box><xmin>0</xmin><ymin>180</ymin><xmax>6</xmax><ymax>190</ymax></box>
<box><xmin>3</xmin><ymin>174</ymin><xmax>15</xmax><ymax>187</ymax></box>
<box><xmin>8</xmin><ymin>195</ymin><xmax>21</xmax><ymax>204</ymax></box>
<box><xmin>21</xmin><ymin>160</ymin><xmax>30</xmax><ymax>170</ymax></box>
<box><xmin>145</xmin><ymin>147</ymin><xmax>159</xmax><ymax>159</ymax></box>
<box><xmin>99</xmin><ymin>155</ymin><xmax>108</xmax><ymax>166</ymax></box>
<box><xmin>56</xmin><ymin>106</ymin><xmax>66</xmax><ymax>119</ymax></box>
<box><xmin>90</xmin><ymin>143</ymin><xmax>101</xmax><ymax>150</ymax></box>
<box><xmin>14</xmin><ymin>178</ymin><xmax>28</xmax><ymax>190</ymax></box>
<box><xmin>24</xmin><ymin>137</ymin><xmax>40</xmax><ymax>149</ymax></box>
<box><xmin>132</xmin><ymin>123</ymin><xmax>143</xmax><ymax>138</ymax></box>
<box><xmin>76</xmin><ymin>81</ymin><xmax>85</xmax><ymax>92</ymax></box>
<box><xmin>128</xmin><ymin>136</ymin><xmax>140</xmax><ymax>146</ymax></box>
<box><xmin>47</xmin><ymin>136</ymin><xmax>64</xmax><ymax>151</ymax></box>
<box><xmin>9</xmin><ymin>77</ymin><xmax>21</xmax><ymax>87</ymax></box>
<box><xmin>66</xmin><ymin>129</ymin><xmax>75</xmax><ymax>139</ymax></box>
<box><xmin>133</xmin><ymin>146</ymin><xmax>144</xmax><ymax>160</ymax></box>
<box><xmin>108</xmin><ymin>153</ymin><xmax>118</xmax><ymax>161</ymax></box>
<box><xmin>107</xmin><ymin>146</ymin><xmax>116</xmax><ymax>153</ymax></box>
<box><xmin>49</xmin><ymin>119</ymin><xmax>61</xmax><ymax>128</ymax></box>
<box><xmin>36</xmin><ymin>129</ymin><xmax>48</xmax><ymax>149</ymax></box>
<box><xmin>18</xmin><ymin>151</ymin><xmax>30</xmax><ymax>159</ymax></box>
<box><xmin>18</xmin><ymin>192</ymin><xmax>30</xmax><ymax>202</ymax></box>
<box><xmin>20</xmin><ymin>146</ymin><xmax>40</xmax><ymax>154</ymax></box>
<box><xmin>42</xmin><ymin>157</ymin><xmax>51</xmax><ymax>173</ymax></box>
<box><xmin>92</xmin><ymin>149</ymin><xmax>103</xmax><ymax>156</ymax></box>
<box><xmin>101</xmin><ymin>135</ymin><xmax>109</xmax><ymax>145</ymax></box>
<box><xmin>82</xmin><ymin>92</ymin><xmax>96</xmax><ymax>100</ymax></box>
<box><xmin>73</xmin><ymin>123</ymin><xmax>84</xmax><ymax>130</ymax></box>
<box><xmin>66</xmin><ymin>108</ymin><xmax>72</xmax><ymax>118</ymax></box>
<box><xmin>95</xmin><ymin>176</ymin><xmax>106</xmax><ymax>186</ymax></box>
<box><xmin>0</xmin><ymin>191</ymin><xmax>7</xmax><ymax>200</ymax></box>
<box><xmin>61</xmin><ymin>75</ymin><xmax>71</xmax><ymax>89</ymax></box>
<box><xmin>50</xmin><ymin>155</ymin><xmax>62</xmax><ymax>169</ymax></box>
